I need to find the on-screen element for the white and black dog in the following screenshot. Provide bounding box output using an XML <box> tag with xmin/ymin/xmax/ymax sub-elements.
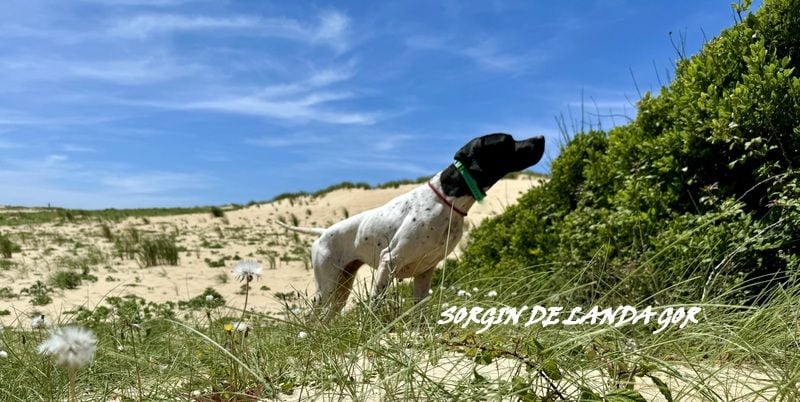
<box><xmin>276</xmin><ymin>133</ymin><xmax>545</xmax><ymax>319</ymax></box>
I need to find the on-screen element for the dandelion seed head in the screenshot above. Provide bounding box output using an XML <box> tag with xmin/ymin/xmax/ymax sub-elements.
<box><xmin>232</xmin><ymin>322</ymin><xmax>250</xmax><ymax>332</ymax></box>
<box><xmin>231</xmin><ymin>260</ymin><xmax>262</xmax><ymax>282</ymax></box>
<box><xmin>37</xmin><ymin>326</ymin><xmax>97</xmax><ymax>370</ymax></box>
<box><xmin>31</xmin><ymin>314</ymin><xmax>47</xmax><ymax>329</ymax></box>
<box><xmin>298</xmin><ymin>331</ymin><xmax>308</xmax><ymax>339</ymax></box>
<box><xmin>486</xmin><ymin>290</ymin><xmax>498</xmax><ymax>298</ymax></box>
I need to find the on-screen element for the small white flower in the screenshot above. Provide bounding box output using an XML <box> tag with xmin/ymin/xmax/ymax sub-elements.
<box><xmin>232</xmin><ymin>322</ymin><xmax>250</xmax><ymax>332</ymax></box>
<box><xmin>231</xmin><ymin>260</ymin><xmax>262</xmax><ymax>282</ymax></box>
<box><xmin>457</xmin><ymin>290</ymin><xmax>472</xmax><ymax>298</ymax></box>
<box><xmin>297</xmin><ymin>331</ymin><xmax>308</xmax><ymax>339</ymax></box>
<box><xmin>116</xmin><ymin>345</ymin><xmax>124</xmax><ymax>352</ymax></box>
<box><xmin>205</xmin><ymin>295</ymin><xmax>214</xmax><ymax>302</ymax></box>
<box><xmin>31</xmin><ymin>314</ymin><xmax>47</xmax><ymax>329</ymax></box>
<box><xmin>0</xmin><ymin>350</ymin><xmax>7</xmax><ymax>358</ymax></box>
<box><xmin>441</xmin><ymin>303</ymin><xmax>450</xmax><ymax>308</ymax></box>
<box><xmin>486</xmin><ymin>290</ymin><xmax>498</xmax><ymax>298</ymax></box>
<box><xmin>37</xmin><ymin>327</ymin><xmax>97</xmax><ymax>370</ymax></box>
<box><xmin>290</xmin><ymin>307</ymin><xmax>302</xmax><ymax>315</ymax></box>
<box><xmin>511</xmin><ymin>292</ymin><xmax>518</xmax><ymax>296</ymax></box>
<box><xmin>472</xmin><ymin>287</ymin><xmax>479</xmax><ymax>292</ymax></box>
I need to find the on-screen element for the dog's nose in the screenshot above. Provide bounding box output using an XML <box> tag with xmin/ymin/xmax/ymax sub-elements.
<box><xmin>513</xmin><ymin>136</ymin><xmax>545</xmax><ymax>168</ymax></box>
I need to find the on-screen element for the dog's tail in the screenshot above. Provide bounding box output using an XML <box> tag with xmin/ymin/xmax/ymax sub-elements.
<box><xmin>273</xmin><ymin>219</ymin><xmax>326</xmax><ymax>236</ymax></box>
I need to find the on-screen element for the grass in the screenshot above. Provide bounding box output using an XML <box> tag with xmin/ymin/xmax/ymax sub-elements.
<box><xmin>136</xmin><ymin>236</ymin><xmax>179</xmax><ymax>267</ymax></box>
<box><xmin>0</xmin><ymin>205</ymin><xmax>244</xmax><ymax>227</ymax></box>
<box><xmin>0</xmin><ymin>262</ymin><xmax>797</xmax><ymax>400</ymax></box>
<box><xmin>0</xmin><ymin>233</ymin><xmax>20</xmax><ymax>258</ymax></box>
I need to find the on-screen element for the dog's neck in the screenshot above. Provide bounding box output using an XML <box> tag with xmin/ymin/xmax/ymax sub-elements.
<box><xmin>430</xmin><ymin>172</ymin><xmax>476</xmax><ymax>215</ymax></box>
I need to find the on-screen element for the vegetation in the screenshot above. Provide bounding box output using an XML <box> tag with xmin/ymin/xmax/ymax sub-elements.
<box><xmin>449</xmin><ymin>0</ymin><xmax>800</xmax><ymax>307</ymax></box>
<box><xmin>136</xmin><ymin>235</ymin><xmax>180</xmax><ymax>267</ymax></box>
<box><xmin>1</xmin><ymin>1</ymin><xmax>798</xmax><ymax>400</ymax></box>
<box><xmin>0</xmin><ymin>233</ymin><xmax>20</xmax><ymax>258</ymax></box>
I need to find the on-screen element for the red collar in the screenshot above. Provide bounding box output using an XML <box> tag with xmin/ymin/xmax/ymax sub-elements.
<box><xmin>427</xmin><ymin>181</ymin><xmax>467</xmax><ymax>217</ymax></box>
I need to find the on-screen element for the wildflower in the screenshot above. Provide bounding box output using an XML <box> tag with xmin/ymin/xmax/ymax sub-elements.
<box><xmin>290</xmin><ymin>307</ymin><xmax>302</xmax><ymax>315</ymax></box>
<box><xmin>298</xmin><ymin>331</ymin><xmax>308</xmax><ymax>339</ymax></box>
<box><xmin>472</xmin><ymin>287</ymin><xmax>479</xmax><ymax>292</ymax></box>
<box><xmin>486</xmin><ymin>290</ymin><xmax>498</xmax><ymax>298</ymax></box>
<box><xmin>37</xmin><ymin>327</ymin><xmax>97</xmax><ymax>370</ymax></box>
<box><xmin>232</xmin><ymin>322</ymin><xmax>250</xmax><ymax>332</ymax></box>
<box><xmin>231</xmin><ymin>260</ymin><xmax>262</xmax><ymax>282</ymax></box>
<box><xmin>31</xmin><ymin>314</ymin><xmax>47</xmax><ymax>329</ymax></box>
<box><xmin>116</xmin><ymin>345</ymin><xmax>124</xmax><ymax>352</ymax></box>
<box><xmin>205</xmin><ymin>295</ymin><xmax>214</xmax><ymax>302</ymax></box>
<box><xmin>224</xmin><ymin>323</ymin><xmax>234</xmax><ymax>332</ymax></box>
<box><xmin>0</xmin><ymin>350</ymin><xmax>7</xmax><ymax>358</ymax></box>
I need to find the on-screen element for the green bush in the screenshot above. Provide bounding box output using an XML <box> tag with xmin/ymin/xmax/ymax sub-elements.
<box><xmin>0</xmin><ymin>233</ymin><xmax>21</xmax><ymax>258</ymax></box>
<box><xmin>137</xmin><ymin>235</ymin><xmax>179</xmax><ymax>267</ymax></box>
<box><xmin>450</xmin><ymin>0</ymin><xmax>800</xmax><ymax>304</ymax></box>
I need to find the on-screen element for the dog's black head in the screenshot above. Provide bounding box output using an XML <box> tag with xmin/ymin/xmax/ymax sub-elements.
<box><xmin>440</xmin><ymin>133</ymin><xmax>545</xmax><ymax>198</ymax></box>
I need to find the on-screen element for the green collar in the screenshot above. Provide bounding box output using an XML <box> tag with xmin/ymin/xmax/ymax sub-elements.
<box><xmin>453</xmin><ymin>160</ymin><xmax>485</xmax><ymax>202</ymax></box>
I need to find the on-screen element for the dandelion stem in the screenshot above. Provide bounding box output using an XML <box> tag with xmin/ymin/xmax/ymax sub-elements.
<box><xmin>68</xmin><ymin>368</ymin><xmax>77</xmax><ymax>402</ymax></box>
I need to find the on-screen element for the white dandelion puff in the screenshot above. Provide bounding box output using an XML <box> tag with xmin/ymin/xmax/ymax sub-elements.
<box><xmin>0</xmin><ymin>350</ymin><xmax>7</xmax><ymax>358</ymax></box>
<box><xmin>31</xmin><ymin>314</ymin><xmax>47</xmax><ymax>329</ymax></box>
<box><xmin>298</xmin><ymin>331</ymin><xmax>308</xmax><ymax>339</ymax></box>
<box><xmin>486</xmin><ymin>290</ymin><xmax>498</xmax><ymax>298</ymax></box>
<box><xmin>231</xmin><ymin>260</ymin><xmax>262</xmax><ymax>282</ymax></box>
<box><xmin>37</xmin><ymin>327</ymin><xmax>97</xmax><ymax>370</ymax></box>
<box><xmin>232</xmin><ymin>322</ymin><xmax>250</xmax><ymax>332</ymax></box>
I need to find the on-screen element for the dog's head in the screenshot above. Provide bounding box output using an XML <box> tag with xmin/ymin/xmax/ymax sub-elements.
<box><xmin>441</xmin><ymin>133</ymin><xmax>545</xmax><ymax>198</ymax></box>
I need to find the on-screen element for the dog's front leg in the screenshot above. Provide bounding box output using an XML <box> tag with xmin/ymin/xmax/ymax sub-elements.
<box><xmin>412</xmin><ymin>268</ymin><xmax>434</xmax><ymax>304</ymax></box>
<box><xmin>371</xmin><ymin>248</ymin><xmax>394</xmax><ymax>306</ymax></box>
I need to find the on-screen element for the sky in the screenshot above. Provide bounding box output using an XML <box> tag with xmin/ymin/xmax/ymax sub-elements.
<box><xmin>0</xmin><ymin>0</ymin><xmax>755</xmax><ymax>209</ymax></box>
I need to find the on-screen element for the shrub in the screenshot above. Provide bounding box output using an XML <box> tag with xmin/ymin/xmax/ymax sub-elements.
<box><xmin>137</xmin><ymin>235</ymin><xmax>179</xmax><ymax>267</ymax></box>
<box><xmin>449</xmin><ymin>0</ymin><xmax>800</xmax><ymax>304</ymax></box>
<box><xmin>0</xmin><ymin>233</ymin><xmax>21</xmax><ymax>258</ymax></box>
<box><xmin>210</xmin><ymin>206</ymin><xmax>225</xmax><ymax>218</ymax></box>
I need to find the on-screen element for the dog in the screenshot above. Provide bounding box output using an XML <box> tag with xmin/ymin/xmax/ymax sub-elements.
<box><xmin>276</xmin><ymin>133</ymin><xmax>545</xmax><ymax>319</ymax></box>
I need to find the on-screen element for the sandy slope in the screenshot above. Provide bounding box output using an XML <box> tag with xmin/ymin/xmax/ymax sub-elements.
<box><xmin>0</xmin><ymin>175</ymin><xmax>543</xmax><ymax>324</ymax></box>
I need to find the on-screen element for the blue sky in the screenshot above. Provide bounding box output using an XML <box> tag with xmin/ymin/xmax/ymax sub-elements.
<box><xmin>0</xmin><ymin>1</ymin><xmax>752</xmax><ymax>209</ymax></box>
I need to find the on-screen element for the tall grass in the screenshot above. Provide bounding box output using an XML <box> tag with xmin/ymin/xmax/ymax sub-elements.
<box><xmin>136</xmin><ymin>235</ymin><xmax>179</xmax><ymax>267</ymax></box>
<box><xmin>0</xmin><ymin>257</ymin><xmax>796</xmax><ymax>400</ymax></box>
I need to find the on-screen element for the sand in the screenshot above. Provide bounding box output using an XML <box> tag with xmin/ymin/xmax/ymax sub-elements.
<box><xmin>0</xmin><ymin>175</ymin><xmax>543</xmax><ymax>323</ymax></box>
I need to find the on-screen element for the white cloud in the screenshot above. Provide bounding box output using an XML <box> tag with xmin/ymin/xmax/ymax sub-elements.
<box><xmin>110</xmin><ymin>14</ymin><xmax>260</xmax><ymax>38</ymax></box>
<box><xmin>108</xmin><ymin>11</ymin><xmax>351</xmax><ymax>51</ymax></box>
<box><xmin>406</xmin><ymin>35</ymin><xmax>535</xmax><ymax>73</ymax></box>
<box><xmin>461</xmin><ymin>40</ymin><xmax>525</xmax><ymax>72</ymax></box>
<box><xmin>246</xmin><ymin>135</ymin><xmax>331</xmax><ymax>148</ymax></box>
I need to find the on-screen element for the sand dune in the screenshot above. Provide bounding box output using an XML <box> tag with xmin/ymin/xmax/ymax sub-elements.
<box><xmin>0</xmin><ymin>175</ymin><xmax>543</xmax><ymax>323</ymax></box>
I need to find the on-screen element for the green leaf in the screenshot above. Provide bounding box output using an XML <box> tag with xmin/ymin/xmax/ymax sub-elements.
<box><xmin>647</xmin><ymin>375</ymin><xmax>674</xmax><ymax>402</ymax></box>
<box><xmin>603</xmin><ymin>389</ymin><xmax>648</xmax><ymax>402</ymax></box>
<box><xmin>578</xmin><ymin>387</ymin><xmax>602</xmax><ymax>401</ymax></box>
<box><xmin>541</xmin><ymin>359</ymin><xmax>562</xmax><ymax>381</ymax></box>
